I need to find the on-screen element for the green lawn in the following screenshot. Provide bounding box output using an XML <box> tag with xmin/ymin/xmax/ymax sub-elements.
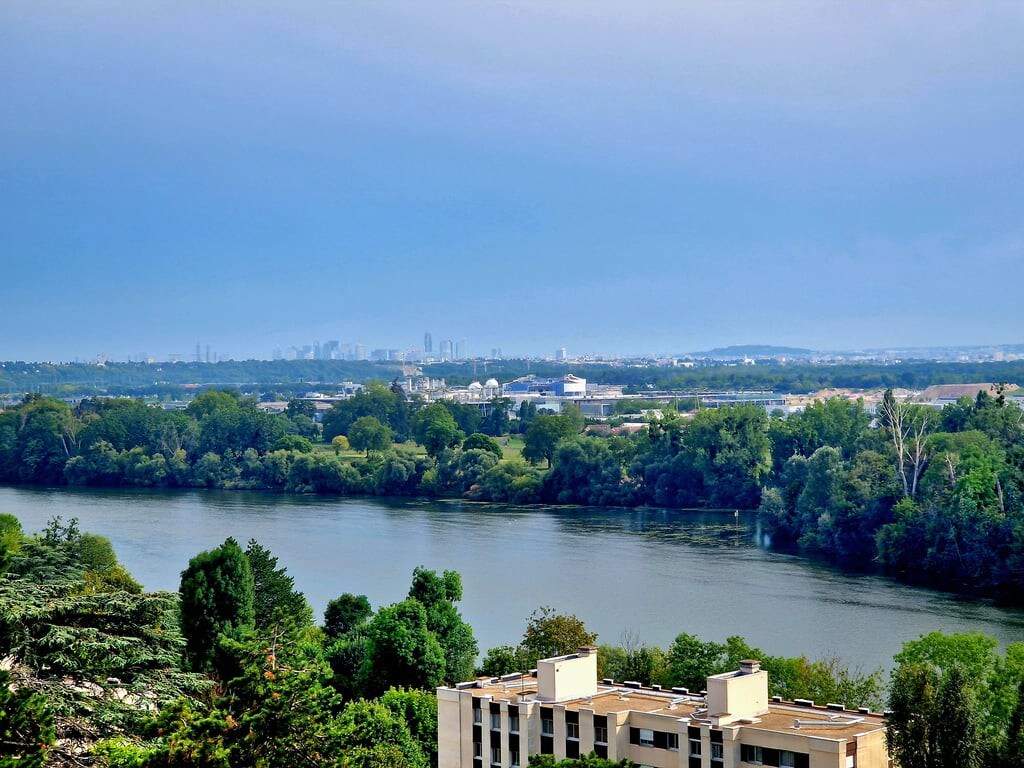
<box><xmin>499</xmin><ymin>435</ymin><xmax>524</xmax><ymax>461</ymax></box>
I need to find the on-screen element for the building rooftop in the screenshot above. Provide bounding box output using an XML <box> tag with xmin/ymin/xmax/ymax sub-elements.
<box><xmin>452</xmin><ymin>674</ymin><xmax>885</xmax><ymax>741</ymax></box>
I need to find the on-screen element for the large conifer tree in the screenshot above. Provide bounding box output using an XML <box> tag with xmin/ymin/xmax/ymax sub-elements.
<box><xmin>179</xmin><ymin>537</ymin><xmax>255</xmax><ymax>673</ymax></box>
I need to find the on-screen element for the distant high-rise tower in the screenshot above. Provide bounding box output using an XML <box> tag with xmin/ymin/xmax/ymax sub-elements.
<box><xmin>424</xmin><ymin>332</ymin><xmax>433</xmax><ymax>355</ymax></box>
<box><xmin>456</xmin><ymin>339</ymin><xmax>467</xmax><ymax>360</ymax></box>
<box><xmin>556</xmin><ymin>347</ymin><xmax>568</xmax><ymax>361</ymax></box>
<box><xmin>440</xmin><ymin>339</ymin><xmax>454</xmax><ymax>362</ymax></box>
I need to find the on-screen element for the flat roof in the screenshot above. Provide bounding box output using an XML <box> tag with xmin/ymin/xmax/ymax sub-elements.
<box><xmin>448</xmin><ymin>678</ymin><xmax>885</xmax><ymax>741</ymax></box>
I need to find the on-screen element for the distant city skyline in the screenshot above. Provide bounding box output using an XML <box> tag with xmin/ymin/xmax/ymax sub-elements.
<box><xmin>2</xmin><ymin>3</ymin><xmax>1022</xmax><ymax>361</ymax></box>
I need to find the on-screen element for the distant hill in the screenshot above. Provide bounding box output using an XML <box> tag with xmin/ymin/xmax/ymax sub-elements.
<box><xmin>689</xmin><ymin>345</ymin><xmax>817</xmax><ymax>359</ymax></box>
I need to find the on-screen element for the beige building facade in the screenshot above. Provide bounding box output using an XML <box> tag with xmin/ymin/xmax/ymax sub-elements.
<box><xmin>438</xmin><ymin>648</ymin><xmax>889</xmax><ymax>768</ymax></box>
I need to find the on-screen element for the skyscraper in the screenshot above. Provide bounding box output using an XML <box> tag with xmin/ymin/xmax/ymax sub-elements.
<box><xmin>455</xmin><ymin>339</ymin><xmax>466</xmax><ymax>360</ymax></box>
<box><xmin>440</xmin><ymin>339</ymin><xmax>453</xmax><ymax>361</ymax></box>
<box><xmin>424</xmin><ymin>332</ymin><xmax>433</xmax><ymax>355</ymax></box>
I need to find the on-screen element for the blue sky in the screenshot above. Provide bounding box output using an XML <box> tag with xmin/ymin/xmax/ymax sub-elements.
<box><xmin>2</xmin><ymin>1</ymin><xmax>1022</xmax><ymax>361</ymax></box>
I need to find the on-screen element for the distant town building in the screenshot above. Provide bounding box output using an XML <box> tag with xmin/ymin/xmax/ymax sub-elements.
<box><xmin>425</xmin><ymin>332</ymin><xmax>434</xmax><ymax>355</ymax></box>
<box><xmin>456</xmin><ymin>339</ymin><xmax>467</xmax><ymax>360</ymax></box>
<box><xmin>503</xmin><ymin>375</ymin><xmax>587</xmax><ymax>398</ymax></box>
<box><xmin>441</xmin><ymin>339</ymin><xmax>454</xmax><ymax>362</ymax></box>
<box><xmin>916</xmin><ymin>382</ymin><xmax>1019</xmax><ymax>405</ymax></box>
<box><xmin>556</xmin><ymin>347</ymin><xmax>568</xmax><ymax>361</ymax></box>
<box><xmin>437</xmin><ymin>649</ymin><xmax>889</xmax><ymax>768</ymax></box>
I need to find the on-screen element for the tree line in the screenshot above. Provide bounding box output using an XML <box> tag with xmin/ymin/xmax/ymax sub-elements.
<box><xmin>2</xmin><ymin>382</ymin><xmax>1024</xmax><ymax>597</ymax></box>
<box><xmin>2</xmin><ymin>514</ymin><xmax>1022</xmax><ymax>767</ymax></box>
<box><xmin>3</xmin><ymin>357</ymin><xmax>1023</xmax><ymax>399</ymax></box>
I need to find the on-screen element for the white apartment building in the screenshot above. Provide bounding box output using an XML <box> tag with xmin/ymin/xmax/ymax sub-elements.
<box><xmin>438</xmin><ymin>648</ymin><xmax>889</xmax><ymax>768</ymax></box>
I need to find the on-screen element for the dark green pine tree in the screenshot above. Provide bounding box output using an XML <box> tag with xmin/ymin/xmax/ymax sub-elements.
<box><xmin>244</xmin><ymin>539</ymin><xmax>313</xmax><ymax>630</ymax></box>
<box><xmin>0</xmin><ymin>669</ymin><xmax>55</xmax><ymax>768</ymax></box>
<box><xmin>179</xmin><ymin>537</ymin><xmax>255</xmax><ymax>673</ymax></box>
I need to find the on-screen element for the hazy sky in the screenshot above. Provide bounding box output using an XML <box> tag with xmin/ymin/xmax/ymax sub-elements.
<box><xmin>2</xmin><ymin>2</ymin><xmax>1022</xmax><ymax>361</ymax></box>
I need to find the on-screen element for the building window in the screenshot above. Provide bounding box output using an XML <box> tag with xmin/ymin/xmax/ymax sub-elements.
<box><xmin>594</xmin><ymin>726</ymin><xmax>608</xmax><ymax>744</ymax></box>
<box><xmin>491</xmin><ymin>712</ymin><xmax>501</xmax><ymax>730</ymax></box>
<box><xmin>473</xmin><ymin>709</ymin><xmax>482</xmax><ymax>724</ymax></box>
<box><xmin>689</xmin><ymin>738</ymin><xmax>702</xmax><ymax>757</ymax></box>
<box><xmin>510</xmin><ymin>749</ymin><xmax>520</xmax><ymax>767</ymax></box>
<box><xmin>541</xmin><ymin>717</ymin><xmax>553</xmax><ymax>736</ymax></box>
<box><xmin>473</xmin><ymin>742</ymin><xmax>482</xmax><ymax>759</ymax></box>
<box><xmin>742</xmin><ymin>745</ymin><xmax>765</xmax><ymax>764</ymax></box>
<box><xmin>780</xmin><ymin>750</ymin><xmax>796</xmax><ymax>768</ymax></box>
<box><xmin>490</xmin><ymin>746</ymin><xmax>501</xmax><ymax>765</ymax></box>
<box><xmin>509</xmin><ymin>715</ymin><xmax>520</xmax><ymax>733</ymax></box>
<box><xmin>711</xmin><ymin>742</ymin><xmax>723</xmax><ymax>762</ymax></box>
<box><xmin>667</xmin><ymin>733</ymin><xmax>679</xmax><ymax>751</ymax></box>
<box><xmin>639</xmin><ymin>728</ymin><xmax>655</xmax><ymax>748</ymax></box>
<box><xmin>566</xmin><ymin>722</ymin><xmax>579</xmax><ymax>740</ymax></box>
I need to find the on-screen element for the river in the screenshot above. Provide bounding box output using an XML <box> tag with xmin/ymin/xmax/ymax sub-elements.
<box><xmin>2</xmin><ymin>486</ymin><xmax>1021</xmax><ymax>672</ymax></box>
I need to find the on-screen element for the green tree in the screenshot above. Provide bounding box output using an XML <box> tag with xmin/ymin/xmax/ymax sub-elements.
<box><xmin>332</xmin><ymin>434</ymin><xmax>351</xmax><ymax>454</ymax></box>
<box><xmin>179</xmin><ymin>537</ymin><xmax>255</xmax><ymax>673</ymax></box>
<box><xmin>935</xmin><ymin>665</ymin><xmax>981</xmax><ymax>768</ymax></box>
<box><xmin>99</xmin><ymin>618</ymin><xmax>346</xmax><ymax>768</ymax></box>
<box><xmin>523</xmin><ymin>414</ymin><xmax>576</xmax><ymax>467</ymax></box>
<box><xmin>359</xmin><ymin>601</ymin><xmax>446</xmax><ymax>696</ymax></box>
<box><xmin>1001</xmin><ymin>680</ymin><xmax>1024</xmax><ymax>768</ymax></box>
<box><xmin>271</xmin><ymin>434</ymin><xmax>314</xmax><ymax>453</ymax></box>
<box><xmin>408</xmin><ymin>567</ymin><xmax>478</xmax><ymax>684</ymax></box>
<box><xmin>481</xmin><ymin>397</ymin><xmax>512</xmax><ymax>436</ymax></box>
<box><xmin>887</xmin><ymin>663</ymin><xmax>940</xmax><ymax>768</ymax></box>
<box><xmin>0</xmin><ymin>669</ymin><xmax>55</xmax><ymax>768</ymax></box>
<box><xmin>0</xmin><ymin>513</ymin><xmax>23</xmax><ymax>574</ymax></box>
<box><xmin>348</xmin><ymin>416</ymin><xmax>393</xmax><ymax>456</ymax></box>
<box><xmin>666</xmin><ymin>633</ymin><xmax>726</xmax><ymax>691</ymax></box>
<box><xmin>462</xmin><ymin>432</ymin><xmax>503</xmax><ymax>459</ymax></box>
<box><xmin>333</xmin><ymin>699</ymin><xmax>429</xmax><ymax>768</ymax></box>
<box><xmin>324</xmin><ymin>593</ymin><xmax>373</xmax><ymax>640</ymax></box>
<box><xmin>518</xmin><ymin>606</ymin><xmax>597</xmax><ymax>668</ymax></box>
<box><xmin>413</xmin><ymin>403</ymin><xmax>464</xmax><ymax>459</ymax></box>
<box><xmin>244</xmin><ymin>539</ymin><xmax>313</xmax><ymax>629</ymax></box>
<box><xmin>379</xmin><ymin>687</ymin><xmax>438</xmax><ymax>767</ymax></box>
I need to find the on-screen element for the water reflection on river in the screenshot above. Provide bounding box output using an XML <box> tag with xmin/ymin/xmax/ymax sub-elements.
<box><xmin>3</xmin><ymin>486</ymin><xmax>1021</xmax><ymax>671</ymax></box>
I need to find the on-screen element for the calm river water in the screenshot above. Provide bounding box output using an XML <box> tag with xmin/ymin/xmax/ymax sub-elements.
<box><xmin>3</xmin><ymin>486</ymin><xmax>1021</xmax><ymax>672</ymax></box>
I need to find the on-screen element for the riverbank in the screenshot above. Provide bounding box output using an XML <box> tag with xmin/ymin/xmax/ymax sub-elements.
<box><xmin>4</xmin><ymin>485</ymin><xmax>1023</xmax><ymax>672</ymax></box>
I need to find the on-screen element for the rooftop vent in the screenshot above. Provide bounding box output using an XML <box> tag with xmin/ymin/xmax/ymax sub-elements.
<box><xmin>794</xmin><ymin>699</ymin><xmax>814</xmax><ymax>707</ymax></box>
<box><xmin>623</xmin><ymin>681</ymin><xmax>641</xmax><ymax>689</ymax></box>
<box><xmin>826</xmin><ymin>703</ymin><xmax>845</xmax><ymax>711</ymax></box>
<box><xmin>672</xmin><ymin>687</ymin><xmax>690</xmax><ymax>695</ymax></box>
<box><xmin>739</xmin><ymin>659</ymin><xmax>761</xmax><ymax>675</ymax></box>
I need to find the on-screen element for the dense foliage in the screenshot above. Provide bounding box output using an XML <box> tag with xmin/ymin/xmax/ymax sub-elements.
<box><xmin>4</xmin><ymin>384</ymin><xmax>1024</xmax><ymax>598</ymax></box>
<box><xmin>3</xmin><ymin>514</ymin><xmax>1023</xmax><ymax>765</ymax></box>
